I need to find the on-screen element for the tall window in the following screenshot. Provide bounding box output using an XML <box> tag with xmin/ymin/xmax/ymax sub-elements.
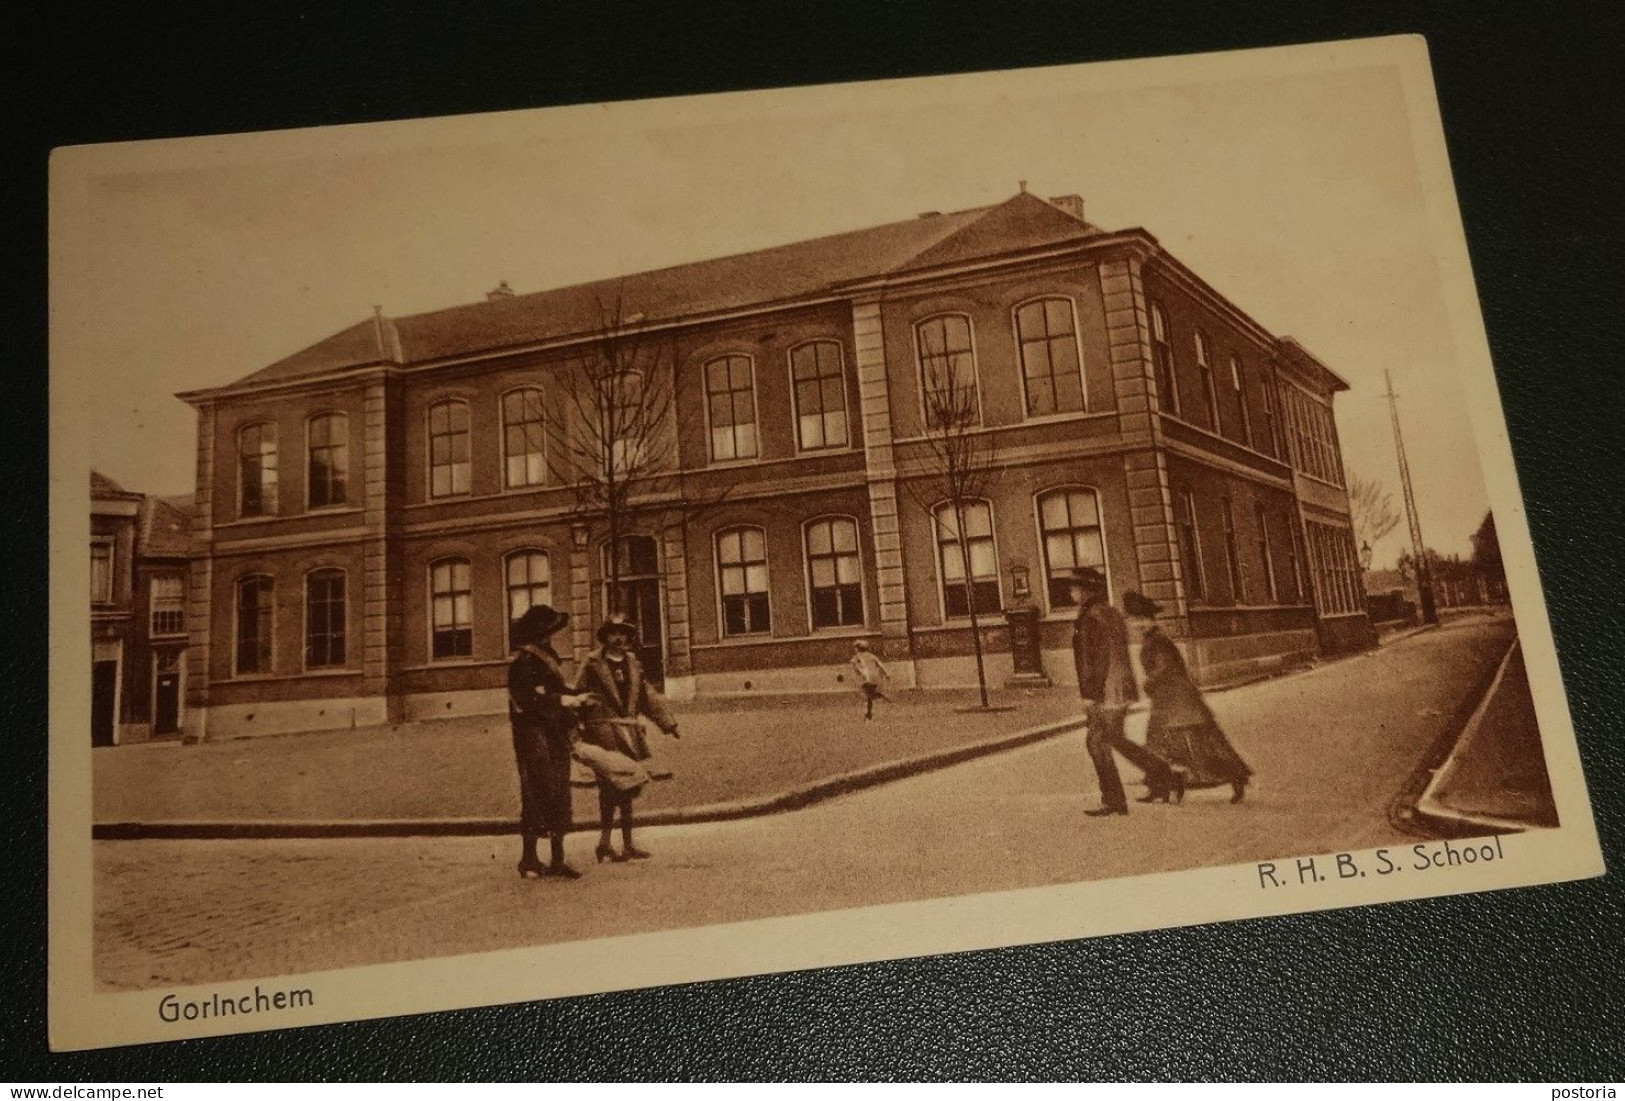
<box><xmin>305</xmin><ymin>569</ymin><xmax>346</xmax><ymax>668</ymax></box>
<box><xmin>1307</xmin><ymin>523</ymin><xmax>1362</xmax><ymax>616</ymax></box>
<box><xmin>235</xmin><ymin>574</ymin><xmax>273</xmax><ymax>674</ymax></box>
<box><xmin>1176</xmin><ymin>490</ymin><xmax>1205</xmax><ymax>602</ymax></box>
<box><xmin>150</xmin><ymin>575</ymin><xmax>185</xmax><ymax>635</ymax></box>
<box><xmin>790</xmin><ymin>342</ymin><xmax>849</xmax><ymax>451</ymax></box>
<box><xmin>429</xmin><ymin>558</ymin><xmax>473</xmax><ymax>659</ymax></box>
<box><xmin>238</xmin><ymin>422</ymin><xmax>278</xmax><ymax>517</ymax></box>
<box><xmin>306</xmin><ymin>413</ymin><xmax>349</xmax><ymax>508</ymax></box>
<box><xmin>1196</xmin><ymin>331</ymin><xmax>1220</xmax><ymax>432</ymax></box>
<box><xmin>609</xmin><ymin>369</ymin><xmax>647</xmax><ymax>474</ymax></box>
<box><xmin>705</xmin><ymin>355</ymin><xmax>758</xmax><ymax>462</ymax></box>
<box><xmin>91</xmin><ymin>540</ymin><xmax>113</xmax><ymax>603</ymax></box>
<box><xmin>1221</xmin><ymin>495</ymin><xmax>1244</xmax><ymax>603</ymax></box>
<box><xmin>805</xmin><ymin>517</ymin><xmax>863</xmax><ymax>628</ymax></box>
<box><xmin>505</xmin><ymin>550</ymin><xmax>551</xmax><ymax>650</ymax></box>
<box><xmin>1254</xmin><ymin>502</ymin><xmax>1278</xmax><ymax>603</ymax></box>
<box><xmin>1261</xmin><ymin>369</ymin><xmax>1281</xmax><ymax>458</ymax></box>
<box><xmin>1150</xmin><ymin>302</ymin><xmax>1178</xmax><ymax>416</ymax></box>
<box><xmin>716</xmin><ymin>527</ymin><xmax>770</xmax><ymax>635</ymax></box>
<box><xmin>915</xmin><ymin>315</ymin><xmax>980</xmax><ymax>427</ymax></box>
<box><xmin>502</xmin><ymin>388</ymin><xmax>546</xmax><ymax>488</ymax></box>
<box><xmin>1037</xmin><ymin>488</ymin><xmax>1106</xmax><ymax>609</ymax></box>
<box><xmin>1284</xmin><ymin>512</ymin><xmax>1305</xmax><ymax>603</ymax></box>
<box><xmin>428</xmin><ymin>401</ymin><xmax>471</xmax><ymax>498</ymax></box>
<box><xmin>934</xmin><ymin>500</ymin><xmax>1000</xmax><ymax>618</ymax></box>
<box><xmin>1230</xmin><ymin>357</ymin><xmax>1254</xmax><ymax>448</ymax></box>
<box><xmin>1014</xmin><ymin>298</ymin><xmax>1085</xmax><ymax>416</ymax></box>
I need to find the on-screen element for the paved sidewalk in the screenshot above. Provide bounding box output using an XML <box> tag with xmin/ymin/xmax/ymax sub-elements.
<box><xmin>95</xmin><ymin>686</ymin><xmax>1086</xmax><ymax>827</ymax></box>
<box><xmin>1418</xmin><ymin>640</ymin><xmax>1559</xmax><ymax>830</ymax></box>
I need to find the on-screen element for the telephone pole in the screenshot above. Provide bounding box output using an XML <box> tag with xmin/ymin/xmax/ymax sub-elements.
<box><xmin>1384</xmin><ymin>369</ymin><xmax>1437</xmax><ymax>625</ymax></box>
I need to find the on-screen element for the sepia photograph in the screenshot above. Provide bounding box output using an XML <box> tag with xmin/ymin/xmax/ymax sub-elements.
<box><xmin>49</xmin><ymin>34</ymin><xmax>1602</xmax><ymax>1050</ymax></box>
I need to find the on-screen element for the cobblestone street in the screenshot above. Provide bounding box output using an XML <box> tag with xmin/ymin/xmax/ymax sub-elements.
<box><xmin>95</xmin><ymin>614</ymin><xmax>1521</xmax><ymax>991</ymax></box>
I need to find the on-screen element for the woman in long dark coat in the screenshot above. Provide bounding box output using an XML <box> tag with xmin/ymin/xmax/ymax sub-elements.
<box><xmin>508</xmin><ymin>604</ymin><xmax>594</xmax><ymax>878</ymax></box>
<box><xmin>574</xmin><ymin>615</ymin><xmax>679</xmax><ymax>863</ymax></box>
<box><xmin>1124</xmin><ymin>590</ymin><xmax>1254</xmax><ymax>803</ymax></box>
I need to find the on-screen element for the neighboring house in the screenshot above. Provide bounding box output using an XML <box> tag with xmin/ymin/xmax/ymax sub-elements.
<box><xmin>89</xmin><ymin>471</ymin><xmax>194</xmax><ymax>745</ymax></box>
<box><xmin>174</xmin><ymin>189</ymin><xmax>1372</xmax><ymax>740</ymax></box>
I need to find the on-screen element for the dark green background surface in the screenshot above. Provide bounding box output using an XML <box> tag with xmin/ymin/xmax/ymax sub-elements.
<box><xmin>6</xmin><ymin>0</ymin><xmax>1622</xmax><ymax>1080</ymax></box>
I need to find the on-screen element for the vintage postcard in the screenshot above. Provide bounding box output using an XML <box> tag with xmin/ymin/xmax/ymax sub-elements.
<box><xmin>49</xmin><ymin>35</ymin><xmax>1602</xmax><ymax>1049</ymax></box>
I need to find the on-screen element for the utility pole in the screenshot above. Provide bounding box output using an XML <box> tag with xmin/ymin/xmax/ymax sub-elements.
<box><xmin>1384</xmin><ymin>368</ymin><xmax>1438</xmax><ymax>625</ymax></box>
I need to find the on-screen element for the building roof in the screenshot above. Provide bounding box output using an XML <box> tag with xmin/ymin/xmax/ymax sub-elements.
<box><xmin>90</xmin><ymin>469</ymin><xmax>141</xmax><ymax>500</ymax></box>
<box><xmin>1276</xmin><ymin>336</ymin><xmax>1351</xmax><ymax>393</ymax></box>
<box><xmin>217</xmin><ymin>191</ymin><xmax>1106</xmax><ymax>392</ymax></box>
<box><xmin>139</xmin><ymin>494</ymin><xmax>195</xmax><ymax>558</ymax></box>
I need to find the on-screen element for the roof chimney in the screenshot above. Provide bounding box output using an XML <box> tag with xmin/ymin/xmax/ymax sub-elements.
<box><xmin>1048</xmin><ymin>194</ymin><xmax>1086</xmax><ymax>223</ymax></box>
<box><xmin>487</xmin><ymin>280</ymin><xmax>515</xmax><ymax>301</ymax></box>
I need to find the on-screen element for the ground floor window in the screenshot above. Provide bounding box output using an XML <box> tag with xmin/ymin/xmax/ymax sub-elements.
<box><xmin>235</xmin><ymin>574</ymin><xmax>273</xmax><ymax>674</ymax></box>
<box><xmin>430</xmin><ymin>558</ymin><xmax>473</xmax><ymax>659</ymax></box>
<box><xmin>304</xmin><ymin>569</ymin><xmax>347</xmax><ymax>668</ymax></box>
<box><xmin>505</xmin><ymin>550</ymin><xmax>551</xmax><ymax>651</ymax></box>
<box><xmin>717</xmin><ymin>526</ymin><xmax>771</xmax><ymax>635</ymax></box>
<box><xmin>1307</xmin><ymin>521</ymin><xmax>1362</xmax><ymax>616</ymax></box>
<box><xmin>1036</xmin><ymin>487</ymin><xmax>1105</xmax><ymax>610</ymax></box>
<box><xmin>1175</xmin><ymin>489</ymin><xmax>1206</xmax><ymax>602</ymax></box>
<box><xmin>805</xmin><ymin>516</ymin><xmax>864</xmax><ymax>628</ymax></box>
<box><xmin>934</xmin><ymin>500</ymin><xmax>1001</xmax><ymax>618</ymax></box>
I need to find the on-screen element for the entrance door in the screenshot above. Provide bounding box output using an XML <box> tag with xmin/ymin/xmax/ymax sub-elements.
<box><xmin>92</xmin><ymin>660</ymin><xmax>118</xmax><ymax>747</ymax></box>
<box><xmin>154</xmin><ymin>672</ymin><xmax>181</xmax><ymax>735</ymax></box>
<box><xmin>603</xmin><ymin>535</ymin><xmax>665</xmax><ymax>687</ymax></box>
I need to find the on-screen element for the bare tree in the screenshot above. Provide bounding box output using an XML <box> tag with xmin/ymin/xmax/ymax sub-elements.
<box><xmin>546</xmin><ymin>292</ymin><xmax>726</xmax><ymax>618</ymax></box>
<box><xmin>902</xmin><ymin>326</ymin><xmax>1002</xmax><ymax>710</ymax></box>
<box><xmin>1348</xmin><ymin>474</ymin><xmax>1402</xmax><ymax>560</ymax></box>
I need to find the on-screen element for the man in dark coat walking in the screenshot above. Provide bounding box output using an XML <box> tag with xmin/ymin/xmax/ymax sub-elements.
<box><xmin>1070</xmin><ymin>568</ymin><xmax>1179</xmax><ymax>816</ymax></box>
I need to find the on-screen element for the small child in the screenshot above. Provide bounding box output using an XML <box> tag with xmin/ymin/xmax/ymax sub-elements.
<box><xmin>850</xmin><ymin>639</ymin><xmax>890</xmax><ymax>721</ymax></box>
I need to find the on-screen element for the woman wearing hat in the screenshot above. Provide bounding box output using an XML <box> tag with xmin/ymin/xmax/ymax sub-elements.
<box><xmin>509</xmin><ymin>604</ymin><xmax>596</xmax><ymax>879</ymax></box>
<box><xmin>573</xmin><ymin>615</ymin><xmax>680</xmax><ymax>863</ymax></box>
<box><xmin>1123</xmin><ymin>590</ymin><xmax>1254</xmax><ymax>803</ymax></box>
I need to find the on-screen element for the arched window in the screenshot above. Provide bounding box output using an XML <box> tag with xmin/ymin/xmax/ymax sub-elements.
<box><xmin>716</xmin><ymin>526</ymin><xmax>770</xmax><ymax>636</ymax></box>
<box><xmin>1195</xmin><ymin>330</ymin><xmax>1220</xmax><ymax>431</ymax></box>
<box><xmin>1175</xmin><ymin>489</ymin><xmax>1206</xmax><ymax>602</ymax></box>
<box><xmin>505</xmin><ymin>550</ymin><xmax>551</xmax><ymax>650</ymax></box>
<box><xmin>1229</xmin><ymin>356</ymin><xmax>1254</xmax><ymax>449</ymax></box>
<box><xmin>805</xmin><ymin>516</ymin><xmax>863</xmax><ymax>628</ymax></box>
<box><xmin>427</xmin><ymin>401</ymin><xmax>471</xmax><ymax>498</ymax></box>
<box><xmin>704</xmin><ymin>355</ymin><xmax>759</xmax><ymax>461</ymax></box>
<box><xmin>307</xmin><ymin>412</ymin><xmax>349</xmax><ymax>508</ymax></box>
<box><xmin>234</xmin><ymin>574</ymin><xmax>274</xmax><ymax>674</ymax></box>
<box><xmin>501</xmin><ymin>388</ymin><xmax>546</xmax><ymax>488</ymax></box>
<box><xmin>933</xmin><ymin>500</ymin><xmax>1000</xmax><ymax>618</ymax></box>
<box><xmin>1014</xmin><ymin>298</ymin><xmax>1085</xmax><ymax>416</ymax></box>
<box><xmin>1150</xmin><ymin>302</ymin><xmax>1178</xmax><ymax>416</ymax></box>
<box><xmin>238</xmin><ymin>422</ymin><xmax>278</xmax><ymax>518</ymax></box>
<box><xmin>304</xmin><ymin>568</ymin><xmax>347</xmax><ymax>668</ymax></box>
<box><xmin>915</xmin><ymin>315</ymin><xmax>980</xmax><ymax>428</ymax></box>
<box><xmin>789</xmin><ymin>341</ymin><xmax>849</xmax><ymax>451</ymax></box>
<box><xmin>429</xmin><ymin>558</ymin><xmax>473</xmax><ymax>659</ymax></box>
<box><xmin>1036</xmin><ymin>488</ymin><xmax>1105</xmax><ymax>609</ymax></box>
<box><xmin>606</xmin><ymin>369</ymin><xmax>647</xmax><ymax>474</ymax></box>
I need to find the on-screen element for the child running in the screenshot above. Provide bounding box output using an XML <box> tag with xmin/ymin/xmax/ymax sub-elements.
<box><xmin>850</xmin><ymin>639</ymin><xmax>890</xmax><ymax>721</ymax></box>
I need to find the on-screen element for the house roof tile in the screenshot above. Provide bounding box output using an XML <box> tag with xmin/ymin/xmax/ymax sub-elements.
<box><xmin>225</xmin><ymin>192</ymin><xmax>1102</xmax><ymax>391</ymax></box>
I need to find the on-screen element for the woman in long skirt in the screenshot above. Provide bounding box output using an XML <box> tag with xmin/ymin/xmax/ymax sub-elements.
<box><xmin>508</xmin><ymin>604</ymin><xmax>594</xmax><ymax>878</ymax></box>
<box><xmin>1124</xmin><ymin>590</ymin><xmax>1254</xmax><ymax>803</ymax></box>
<box><xmin>573</xmin><ymin>615</ymin><xmax>680</xmax><ymax>862</ymax></box>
